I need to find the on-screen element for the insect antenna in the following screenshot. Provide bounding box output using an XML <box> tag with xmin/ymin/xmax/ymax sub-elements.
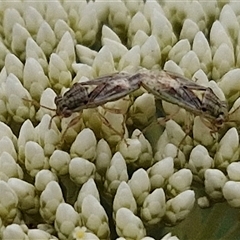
<box><xmin>22</xmin><ymin>97</ymin><xmax>57</xmax><ymax>129</ymax></box>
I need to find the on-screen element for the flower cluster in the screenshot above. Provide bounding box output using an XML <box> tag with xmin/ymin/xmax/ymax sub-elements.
<box><xmin>0</xmin><ymin>0</ymin><xmax>240</xmax><ymax>239</ymax></box>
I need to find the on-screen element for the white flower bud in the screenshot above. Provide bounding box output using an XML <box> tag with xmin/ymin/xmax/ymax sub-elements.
<box><xmin>0</xmin><ymin>152</ymin><xmax>23</xmax><ymax>179</ymax></box>
<box><xmin>74</xmin><ymin>178</ymin><xmax>100</xmax><ymax>213</ymax></box>
<box><xmin>128</xmin><ymin>11</ymin><xmax>150</xmax><ymax>42</ymax></box>
<box><xmin>102</xmin><ymin>38</ymin><xmax>127</xmax><ymax>63</ymax></box>
<box><xmin>179</xmin><ymin>51</ymin><xmax>200</xmax><ymax>78</ymax></box>
<box><xmin>113</xmin><ymin>181</ymin><xmax>137</xmax><ymax>220</ymax></box>
<box><xmin>5</xmin><ymin>73</ymin><xmax>35</xmax><ymax>123</ymax></box>
<box><xmin>141</xmin><ymin>188</ymin><xmax>166</xmax><ymax>225</ymax></box>
<box><xmin>23</xmin><ymin>6</ymin><xmax>44</xmax><ymax>34</ymax></box>
<box><xmin>117</xmin><ymin>138</ymin><xmax>142</xmax><ymax>164</ymax></box>
<box><xmin>70</xmin><ymin>128</ymin><xmax>97</xmax><ymax>161</ymax></box>
<box><xmin>92</xmin><ymin>46</ymin><xmax>115</xmax><ymax>76</ymax></box>
<box><xmin>0</xmin><ymin>180</ymin><xmax>18</xmax><ymax>223</ymax></box>
<box><xmin>165</xmin><ymin>190</ymin><xmax>195</xmax><ymax>225</ymax></box>
<box><xmin>40</xmin><ymin>181</ymin><xmax>64</xmax><ymax>223</ymax></box>
<box><xmin>210</xmin><ymin>20</ymin><xmax>233</xmax><ymax>56</ymax></box>
<box><xmin>102</xmin><ymin>25</ymin><xmax>121</xmax><ymax>43</ymax></box>
<box><xmin>0</xmin><ymin>136</ymin><xmax>17</xmax><ymax>161</ymax></box>
<box><xmin>119</xmin><ymin>45</ymin><xmax>141</xmax><ymax>70</ymax></box>
<box><xmin>76</xmin><ymin>4</ymin><xmax>98</xmax><ymax>46</ymax></box>
<box><xmin>8</xmin><ymin>178</ymin><xmax>39</xmax><ymax>214</ymax></box>
<box><xmin>212</xmin><ymin>43</ymin><xmax>234</xmax><ymax>79</ymax></box>
<box><xmin>128</xmin><ymin>168</ymin><xmax>150</xmax><ymax>205</ymax></box>
<box><xmin>148</xmin><ymin>157</ymin><xmax>174</xmax><ymax>190</ymax></box>
<box><xmin>188</xmin><ymin>145</ymin><xmax>213</xmax><ymax>181</ymax></box>
<box><xmin>36</xmin><ymin>21</ymin><xmax>56</xmax><ymax>56</ymax></box>
<box><xmin>116</xmin><ymin>208</ymin><xmax>146</xmax><ymax>239</ymax></box>
<box><xmin>219</xmin><ymin>5</ymin><xmax>238</xmax><ymax>41</ymax></box>
<box><xmin>197</xmin><ymin>196</ymin><xmax>210</xmax><ymax>208</ymax></box>
<box><xmin>49</xmin><ymin>150</ymin><xmax>71</xmax><ymax>176</ymax></box>
<box><xmin>204</xmin><ymin>169</ymin><xmax>227</xmax><ymax>200</ymax></box>
<box><xmin>56</xmin><ymin>31</ymin><xmax>76</xmax><ymax>70</ymax></box>
<box><xmin>69</xmin><ymin>157</ymin><xmax>96</xmax><ymax>185</ymax></box>
<box><xmin>12</xmin><ymin>23</ymin><xmax>31</xmax><ymax>59</ymax></box>
<box><xmin>25</xmin><ymin>141</ymin><xmax>49</xmax><ymax>177</ymax></box>
<box><xmin>48</xmin><ymin>53</ymin><xmax>72</xmax><ymax>91</ymax></box>
<box><xmin>192</xmin><ymin>31</ymin><xmax>212</xmax><ymax>73</ymax></box>
<box><xmin>167</xmin><ymin>169</ymin><xmax>193</xmax><ymax>197</ymax></box>
<box><xmin>227</xmin><ymin>162</ymin><xmax>240</xmax><ymax>181</ymax></box>
<box><xmin>23</xmin><ymin>57</ymin><xmax>49</xmax><ymax>100</ymax></box>
<box><xmin>76</xmin><ymin>45</ymin><xmax>97</xmax><ymax>66</ymax></box>
<box><xmin>54</xmin><ymin>203</ymin><xmax>79</xmax><ymax>239</ymax></box>
<box><xmin>129</xmin><ymin>93</ymin><xmax>156</xmax><ymax>127</ymax></box>
<box><xmin>214</xmin><ymin>128</ymin><xmax>239</xmax><ymax>169</ymax></box>
<box><xmin>95</xmin><ymin>139</ymin><xmax>112</xmax><ymax>178</ymax></box>
<box><xmin>168</xmin><ymin>39</ymin><xmax>191</xmax><ymax>64</ymax></box>
<box><xmin>81</xmin><ymin>195</ymin><xmax>110</xmax><ymax>239</ymax></box>
<box><xmin>104</xmin><ymin>152</ymin><xmax>128</xmax><ymax>196</ymax></box>
<box><xmin>35</xmin><ymin>170</ymin><xmax>58</xmax><ymax>192</ymax></box>
<box><xmin>28</xmin><ymin>229</ymin><xmax>52</xmax><ymax>240</ymax></box>
<box><xmin>179</xmin><ymin>19</ymin><xmax>199</xmax><ymax>44</ymax></box>
<box><xmin>2</xmin><ymin>224</ymin><xmax>28</xmax><ymax>240</ymax></box>
<box><xmin>222</xmin><ymin>181</ymin><xmax>240</xmax><ymax>207</ymax></box>
<box><xmin>141</xmin><ymin>35</ymin><xmax>161</xmax><ymax>69</ymax></box>
<box><xmin>25</xmin><ymin>38</ymin><xmax>48</xmax><ymax>73</ymax></box>
<box><xmin>193</xmin><ymin>116</ymin><xmax>216</xmax><ymax>148</ymax></box>
<box><xmin>3</xmin><ymin>8</ymin><xmax>25</xmax><ymax>42</ymax></box>
<box><xmin>150</xmin><ymin>9</ymin><xmax>176</xmax><ymax>53</ymax></box>
<box><xmin>5</xmin><ymin>53</ymin><xmax>23</xmax><ymax>82</ymax></box>
<box><xmin>18</xmin><ymin>120</ymin><xmax>35</xmax><ymax>164</ymax></box>
<box><xmin>108</xmin><ymin>2</ymin><xmax>130</xmax><ymax>35</ymax></box>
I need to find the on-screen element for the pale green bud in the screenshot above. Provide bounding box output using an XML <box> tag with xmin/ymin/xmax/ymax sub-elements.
<box><xmin>25</xmin><ymin>141</ymin><xmax>49</xmax><ymax>177</ymax></box>
<box><xmin>165</xmin><ymin>190</ymin><xmax>195</xmax><ymax>225</ymax></box>
<box><xmin>69</xmin><ymin>157</ymin><xmax>96</xmax><ymax>185</ymax></box>
<box><xmin>104</xmin><ymin>152</ymin><xmax>128</xmax><ymax>196</ymax></box>
<box><xmin>5</xmin><ymin>53</ymin><xmax>23</xmax><ymax>82</ymax></box>
<box><xmin>25</xmin><ymin>38</ymin><xmax>48</xmax><ymax>73</ymax></box>
<box><xmin>128</xmin><ymin>168</ymin><xmax>150</xmax><ymax>205</ymax></box>
<box><xmin>72</xmin><ymin>226</ymin><xmax>100</xmax><ymax>240</ymax></box>
<box><xmin>74</xmin><ymin>178</ymin><xmax>100</xmax><ymax>213</ymax></box>
<box><xmin>0</xmin><ymin>180</ymin><xmax>18</xmax><ymax>224</ymax></box>
<box><xmin>180</xmin><ymin>19</ymin><xmax>199</xmax><ymax>45</ymax></box>
<box><xmin>95</xmin><ymin>139</ymin><xmax>112</xmax><ymax>178</ymax></box>
<box><xmin>167</xmin><ymin>169</ymin><xmax>193</xmax><ymax>197</ymax></box>
<box><xmin>214</xmin><ymin>128</ymin><xmax>239</xmax><ymax>169</ymax></box>
<box><xmin>161</xmin><ymin>232</ymin><xmax>180</xmax><ymax>240</ymax></box>
<box><xmin>70</xmin><ymin>128</ymin><xmax>97</xmax><ymax>161</ymax></box>
<box><xmin>188</xmin><ymin>145</ymin><xmax>213</xmax><ymax>181</ymax></box>
<box><xmin>40</xmin><ymin>181</ymin><xmax>64</xmax><ymax>223</ymax></box>
<box><xmin>0</xmin><ymin>136</ymin><xmax>17</xmax><ymax>160</ymax></box>
<box><xmin>204</xmin><ymin>169</ymin><xmax>227</xmax><ymax>200</ymax></box>
<box><xmin>49</xmin><ymin>150</ymin><xmax>71</xmax><ymax>176</ymax></box>
<box><xmin>54</xmin><ymin>203</ymin><xmax>79</xmax><ymax>240</ymax></box>
<box><xmin>227</xmin><ymin>162</ymin><xmax>240</xmax><ymax>181</ymax></box>
<box><xmin>76</xmin><ymin>45</ymin><xmax>97</xmax><ymax>66</ymax></box>
<box><xmin>28</xmin><ymin>229</ymin><xmax>52</xmax><ymax>240</ymax></box>
<box><xmin>141</xmin><ymin>188</ymin><xmax>166</xmax><ymax>225</ymax></box>
<box><xmin>23</xmin><ymin>57</ymin><xmax>49</xmax><ymax>100</ymax></box>
<box><xmin>0</xmin><ymin>152</ymin><xmax>23</xmax><ymax>179</ymax></box>
<box><xmin>113</xmin><ymin>181</ymin><xmax>137</xmax><ymax>220</ymax></box>
<box><xmin>36</xmin><ymin>21</ymin><xmax>56</xmax><ymax>57</ymax></box>
<box><xmin>222</xmin><ymin>181</ymin><xmax>240</xmax><ymax>208</ymax></box>
<box><xmin>81</xmin><ymin>195</ymin><xmax>110</xmax><ymax>239</ymax></box>
<box><xmin>116</xmin><ymin>208</ymin><xmax>146</xmax><ymax>239</ymax></box>
<box><xmin>92</xmin><ymin>46</ymin><xmax>115</xmax><ymax>76</ymax></box>
<box><xmin>35</xmin><ymin>170</ymin><xmax>58</xmax><ymax>192</ymax></box>
<box><xmin>168</xmin><ymin>39</ymin><xmax>191</xmax><ymax>64</ymax></box>
<box><xmin>148</xmin><ymin>157</ymin><xmax>174</xmax><ymax>190</ymax></box>
<box><xmin>48</xmin><ymin>53</ymin><xmax>72</xmax><ymax>91</ymax></box>
<box><xmin>2</xmin><ymin>224</ymin><xmax>28</xmax><ymax>240</ymax></box>
<box><xmin>8</xmin><ymin>178</ymin><xmax>39</xmax><ymax>214</ymax></box>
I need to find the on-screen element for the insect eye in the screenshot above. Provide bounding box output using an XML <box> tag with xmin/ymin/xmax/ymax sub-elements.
<box><xmin>201</xmin><ymin>107</ymin><xmax>207</xmax><ymax>112</ymax></box>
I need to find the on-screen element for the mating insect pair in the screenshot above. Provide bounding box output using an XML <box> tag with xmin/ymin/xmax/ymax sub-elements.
<box><xmin>23</xmin><ymin>69</ymin><xmax>230</xmax><ymax>143</ymax></box>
